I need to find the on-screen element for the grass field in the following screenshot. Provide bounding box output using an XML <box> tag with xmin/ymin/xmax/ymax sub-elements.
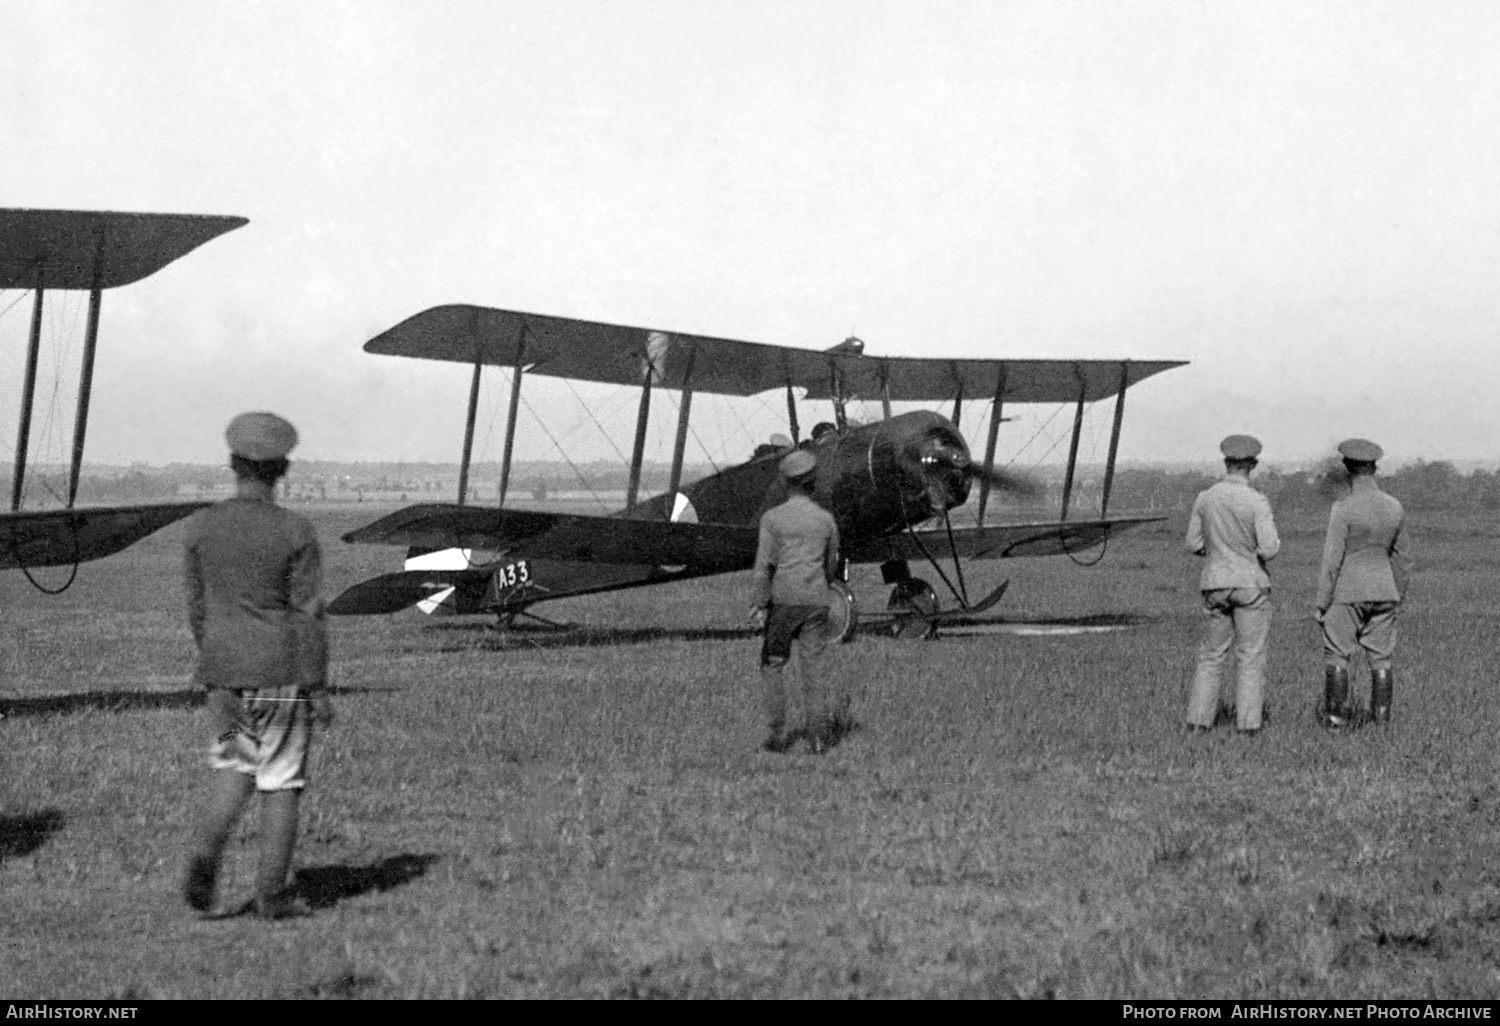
<box><xmin>4</xmin><ymin>503</ymin><xmax>1500</xmax><ymax>998</ymax></box>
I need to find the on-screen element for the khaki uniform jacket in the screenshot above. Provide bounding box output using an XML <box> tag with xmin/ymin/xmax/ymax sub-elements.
<box><xmin>184</xmin><ymin>495</ymin><xmax>328</xmax><ymax>691</ymax></box>
<box><xmin>1315</xmin><ymin>477</ymin><xmax>1410</xmax><ymax>610</ymax></box>
<box><xmin>751</xmin><ymin>492</ymin><xmax>841</xmax><ymax>608</ymax></box>
<box><xmin>1185</xmin><ymin>474</ymin><xmax>1280</xmax><ymax>590</ymax></box>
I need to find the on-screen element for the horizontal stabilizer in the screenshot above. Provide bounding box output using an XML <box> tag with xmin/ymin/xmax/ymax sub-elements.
<box><xmin>0</xmin><ymin>502</ymin><xmax>208</xmax><ymax>570</ymax></box>
<box><xmin>327</xmin><ymin>569</ymin><xmax>480</xmax><ymax>616</ymax></box>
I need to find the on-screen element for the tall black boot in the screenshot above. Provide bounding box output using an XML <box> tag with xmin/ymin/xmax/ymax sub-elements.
<box><xmin>1323</xmin><ymin>665</ymin><xmax>1350</xmax><ymax>729</ymax></box>
<box><xmin>1370</xmin><ymin>668</ymin><xmax>1393</xmax><ymax>725</ymax></box>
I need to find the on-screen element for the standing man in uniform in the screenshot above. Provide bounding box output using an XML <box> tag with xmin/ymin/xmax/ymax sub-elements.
<box><xmin>749</xmin><ymin>449</ymin><xmax>843</xmax><ymax>754</ymax></box>
<box><xmin>1185</xmin><ymin>434</ymin><xmax>1281</xmax><ymax>734</ymax></box>
<box><xmin>1316</xmin><ymin>438</ymin><xmax>1410</xmax><ymax>727</ymax></box>
<box><xmin>181</xmin><ymin>412</ymin><xmax>332</xmax><ymax>919</ymax></box>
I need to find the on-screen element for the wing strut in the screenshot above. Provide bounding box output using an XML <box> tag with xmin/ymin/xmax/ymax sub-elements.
<box><xmin>10</xmin><ymin>285</ymin><xmax>44</xmax><ymax>512</ymax></box>
<box><xmin>625</xmin><ymin>357</ymin><xmax>653</xmax><ymax>510</ymax></box>
<box><xmin>975</xmin><ymin>365</ymin><xmax>1007</xmax><ymax>526</ymax></box>
<box><xmin>784</xmin><ymin>376</ymin><xmax>800</xmax><ymax>444</ymax></box>
<box><xmin>828</xmin><ymin>358</ymin><xmax>847</xmax><ymax>430</ymax></box>
<box><xmin>666</xmin><ymin>344</ymin><xmax>697</xmax><ymax>503</ymax></box>
<box><xmin>456</xmin><ymin>355</ymin><xmax>483</xmax><ymax>505</ymax></box>
<box><xmin>1060</xmin><ymin>365</ymin><xmax>1087</xmax><ymax>521</ymax></box>
<box><xmin>1100</xmin><ymin>360</ymin><xmax>1129</xmax><ymax>515</ymax></box>
<box><xmin>879</xmin><ymin>362</ymin><xmax>892</xmax><ymax>420</ymax></box>
<box><xmin>65</xmin><ymin>225</ymin><xmax>109</xmax><ymax>507</ymax></box>
<box><xmin>950</xmin><ymin>371</ymin><xmax>964</xmax><ymax>431</ymax></box>
<box><xmin>497</xmin><ymin>324</ymin><xmax>528</xmax><ymax>506</ymax></box>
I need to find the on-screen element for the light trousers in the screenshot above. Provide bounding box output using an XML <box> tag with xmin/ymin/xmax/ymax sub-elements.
<box><xmin>1187</xmin><ymin>587</ymin><xmax>1272</xmax><ymax>730</ymax></box>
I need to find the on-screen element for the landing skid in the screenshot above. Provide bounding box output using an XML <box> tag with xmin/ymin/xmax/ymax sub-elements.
<box><xmin>865</xmin><ymin>578</ymin><xmax>1011</xmax><ymax>640</ymax></box>
<box><xmin>488</xmin><ymin>607</ymin><xmax>575</xmax><ymax>633</ymax></box>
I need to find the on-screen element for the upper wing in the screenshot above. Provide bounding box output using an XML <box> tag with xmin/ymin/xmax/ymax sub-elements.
<box><xmin>0</xmin><ymin>502</ymin><xmax>208</xmax><ymax>570</ymax></box>
<box><xmin>0</xmin><ymin>210</ymin><xmax>248</xmax><ymax>290</ymax></box>
<box><xmin>344</xmin><ymin>503</ymin><xmax>759</xmax><ymax>571</ymax></box>
<box><xmin>843</xmin><ymin>514</ymin><xmax>1166</xmax><ymax>564</ymax></box>
<box><xmin>364</xmin><ymin>305</ymin><xmax>1186</xmax><ymax>403</ymax></box>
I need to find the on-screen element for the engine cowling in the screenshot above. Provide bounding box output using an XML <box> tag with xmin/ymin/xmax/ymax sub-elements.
<box><xmin>818</xmin><ymin>410</ymin><xmax>973</xmax><ymax>538</ymax></box>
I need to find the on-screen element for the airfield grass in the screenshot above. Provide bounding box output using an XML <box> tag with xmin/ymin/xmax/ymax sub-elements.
<box><xmin>4</xmin><ymin>505</ymin><xmax>1500</xmax><ymax>998</ymax></box>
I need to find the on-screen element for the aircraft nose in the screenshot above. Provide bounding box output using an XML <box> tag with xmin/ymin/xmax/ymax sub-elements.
<box><xmin>913</xmin><ymin>439</ymin><xmax>973</xmax><ymax>511</ymax></box>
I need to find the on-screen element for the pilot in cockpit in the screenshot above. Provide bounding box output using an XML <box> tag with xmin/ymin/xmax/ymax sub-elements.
<box><xmin>753</xmin><ymin>434</ymin><xmax>795</xmax><ymax>460</ymax></box>
<box><xmin>797</xmin><ymin>422</ymin><xmax>838</xmax><ymax>450</ymax></box>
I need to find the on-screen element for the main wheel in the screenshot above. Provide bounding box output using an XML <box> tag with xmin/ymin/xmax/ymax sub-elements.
<box><xmin>827</xmin><ymin>580</ymin><xmax>859</xmax><ymax>643</ymax></box>
<box><xmin>887</xmin><ymin>578</ymin><xmax>939</xmax><ymax>640</ymax></box>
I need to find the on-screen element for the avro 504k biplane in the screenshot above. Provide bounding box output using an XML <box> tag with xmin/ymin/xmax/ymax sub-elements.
<box><xmin>329</xmin><ymin>305</ymin><xmax>1185</xmax><ymax>638</ymax></box>
<box><xmin>1</xmin><ymin>209</ymin><xmax>247</xmax><ymax>591</ymax></box>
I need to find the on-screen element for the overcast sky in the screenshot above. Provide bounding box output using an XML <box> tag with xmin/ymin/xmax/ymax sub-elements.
<box><xmin>4</xmin><ymin>0</ymin><xmax>1499</xmax><ymax>471</ymax></box>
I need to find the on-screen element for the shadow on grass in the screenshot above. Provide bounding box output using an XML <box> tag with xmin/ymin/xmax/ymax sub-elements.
<box><xmin>414</xmin><ymin>610</ymin><xmax>1158</xmax><ymax>652</ymax></box>
<box><xmin>858</xmin><ymin>610</ymin><xmax>1159</xmax><ymax>640</ymax></box>
<box><xmin>0</xmin><ymin>808</ymin><xmax>64</xmax><ymax>861</ymax></box>
<box><xmin>423</xmin><ymin>623</ymin><xmax>758</xmax><ymax>653</ymax></box>
<box><xmin>0</xmin><ymin>684</ymin><xmax>394</xmax><ymax>719</ymax></box>
<box><xmin>293</xmin><ymin>852</ymin><xmax>441</xmax><ymax>910</ymax></box>
<box><xmin>0</xmin><ymin>689</ymin><xmax>204</xmax><ymax>718</ymax></box>
<box><xmin>1004</xmin><ymin>612</ymin><xmax>1158</xmax><ymax>627</ymax></box>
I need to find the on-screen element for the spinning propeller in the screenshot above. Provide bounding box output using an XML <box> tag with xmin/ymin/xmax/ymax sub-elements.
<box><xmin>911</xmin><ymin>433</ymin><xmax>1042</xmax><ymax>514</ymax></box>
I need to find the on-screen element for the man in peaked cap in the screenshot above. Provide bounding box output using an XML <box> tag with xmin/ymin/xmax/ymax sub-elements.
<box><xmin>749</xmin><ymin>449</ymin><xmax>845</xmax><ymax>754</ymax></box>
<box><xmin>1316</xmin><ymin>438</ymin><xmax>1411</xmax><ymax>728</ymax></box>
<box><xmin>181</xmin><ymin>412</ymin><xmax>332</xmax><ymax>919</ymax></box>
<box><xmin>1184</xmin><ymin>434</ymin><xmax>1282</xmax><ymax>734</ymax></box>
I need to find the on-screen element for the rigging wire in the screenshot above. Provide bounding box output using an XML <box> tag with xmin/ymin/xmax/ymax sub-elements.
<box><xmin>686</xmin><ymin>391</ymin><xmax>786</xmax><ymax>479</ymax></box>
<box><xmin>518</xmin><ymin>390</ymin><xmax>609</xmax><ymax>510</ymax></box>
<box><xmin>32</xmin><ymin>292</ymin><xmax>82</xmax><ymax>507</ymax></box>
<box><xmin>686</xmin><ymin>421</ymin><xmax>724</xmax><ymax>478</ymax></box>
<box><xmin>10</xmin><ymin>294</ymin><xmax>87</xmax><ymax>593</ymax></box>
<box><xmin>0</xmin><ymin>289</ymin><xmax>29</xmax><ymax>322</ymax></box>
<box><xmin>560</xmin><ymin>376</ymin><xmax>632</xmax><ymax>466</ymax></box>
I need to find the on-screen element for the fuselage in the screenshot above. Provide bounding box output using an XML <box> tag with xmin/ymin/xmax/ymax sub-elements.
<box><xmin>657</xmin><ymin>409</ymin><xmax>973</xmax><ymax>540</ymax></box>
<box><xmin>361</xmin><ymin>410</ymin><xmax>979</xmax><ymax>617</ymax></box>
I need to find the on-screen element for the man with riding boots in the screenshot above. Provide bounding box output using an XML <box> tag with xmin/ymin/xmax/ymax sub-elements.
<box><xmin>750</xmin><ymin>449</ymin><xmax>844</xmax><ymax>754</ymax></box>
<box><xmin>1316</xmin><ymin>438</ymin><xmax>1410</xmax><ymax>728</ymax></box>
<box><xmin>1185</xmin><ymin>434</ymin><xmax>1281</xmax><ymax>735</ymax></box>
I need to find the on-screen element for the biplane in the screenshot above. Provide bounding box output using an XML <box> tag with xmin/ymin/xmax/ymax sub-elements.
<box><xmin>329</xmin><ymin>305</ymin><xmax>1186</xmax><ymax>637</ymax></box>
<box><xmin>0</xmin><ymin>209</ymin><xmax>247</xmax><ymax>588</ymax></box>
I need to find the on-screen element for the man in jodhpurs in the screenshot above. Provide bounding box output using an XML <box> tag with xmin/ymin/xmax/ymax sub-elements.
<box><xmin>1316</xmin><ymin>438</ymin><xmax>1410</xmax><ymax>728</ymax></box>
<box><xmin>1185</xmin><ymin>434</ymin><xmax>1281</xmax><ymax>734</ymax></box>
<box><xmin>749</xmin><ymin>449</ymin><xmax>843</xmax><ymax>754</ymax></box>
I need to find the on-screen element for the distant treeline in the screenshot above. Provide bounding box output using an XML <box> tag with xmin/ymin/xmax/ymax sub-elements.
<box><xmin>0</xmin><ymin>459</ymin><xmax>718</xmax><ymax>505</ymax></box>
<box><xmin>2</xmin><ymin>459</ymin><xmax>1494</xmax><ymax>512</ymax></box>
<box><xmin>1104</xmin><ymin>461</ymin><xmax>1500</xmax><ymax>514</ymax></box>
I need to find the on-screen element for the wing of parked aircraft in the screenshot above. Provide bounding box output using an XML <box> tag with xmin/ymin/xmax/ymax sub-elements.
<box><xmin>0</xmin><ymin>502</ymin><xmax>213</xmax><ymax>571</ymax></box>
<box><xmin>1</xmin><ymin>208</ymin><xmax>248</xmax><ymax>577</ymax></box>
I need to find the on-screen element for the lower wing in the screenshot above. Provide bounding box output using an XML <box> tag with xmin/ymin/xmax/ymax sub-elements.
<box><xmin>0</xmin><ymin>502</ymin><xmax>209</xmax><ymax>571</ymax></box>
<box><xmin>343</xmin><ymin>503</ymin><xmax>759</xmax><ymax>569</ymax></box>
